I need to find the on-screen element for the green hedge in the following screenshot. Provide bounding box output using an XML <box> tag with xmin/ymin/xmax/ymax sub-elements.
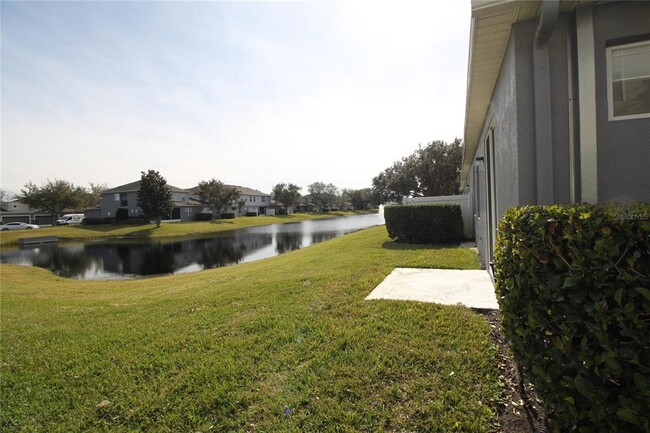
<box><xmin>384</xmin><ymin>204</ymin><xmax>464</xmax><ymax>244</ymax></box>
<box><xmin>494</xmin><ymin>203</ymin><xmax>650</xmax><ymax>432</ymax></box>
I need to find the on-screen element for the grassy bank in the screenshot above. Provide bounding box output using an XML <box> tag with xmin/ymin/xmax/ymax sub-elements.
<box><xmin>1</xmin><ymin>226</ymin><xmax>500</xmax><ymax>432</ymax></box>
<box><xmin>0</xmin><ymin>211</ymin><xmax>374</xmax><ymax>247</ymax></box>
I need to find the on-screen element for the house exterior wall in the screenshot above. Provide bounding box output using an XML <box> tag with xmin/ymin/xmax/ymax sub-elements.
<box><xmin>469</xmin><ymin>31</ymin><xmax>518</xmax><ymax>261</ymax></box>
<box><xmin>178</xmin><ymin>206</ymin><xmax>205</xmax><ymax>222</ymax></box>
<box><xmin>469</xmin><ymin>15</ymin><xmax>574</xmax><ymax>262</ymax></box>
<box><xmin>100</xmin><ymin>191</ymin><xmax>140</xmax><ymax>219</ymax></box>
<box><xmin>240</xmin><ymin>194</ymin><xmax>270</xmax><ymax>215</ymax></box>
<box><xmin>466</xmin><ymin>2</ymin><xmax>648</xmax><ymax>268</ymax></box>
<box><xmin>592</xmin><ymin>1</ymin><xmax>650</xmax><ymax>203</ymax></box>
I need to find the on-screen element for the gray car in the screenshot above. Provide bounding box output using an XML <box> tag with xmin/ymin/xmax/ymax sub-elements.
<box><xmin>0</xmin><ymin>222</ymin><xmax>40</xmax><ymax>231</ymax></box>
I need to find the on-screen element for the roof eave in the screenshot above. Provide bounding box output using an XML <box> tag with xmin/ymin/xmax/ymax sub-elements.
<box><xmin>461</xmin><ymin>0</ymin><xmax>541</xmax><ymax>187</ymax></box>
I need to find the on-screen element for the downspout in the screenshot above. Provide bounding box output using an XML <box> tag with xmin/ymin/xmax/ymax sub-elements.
<box><xmin>533</xmin><ymin>0</ymin><xmax>560</xmax><ymax>205</ymax></box>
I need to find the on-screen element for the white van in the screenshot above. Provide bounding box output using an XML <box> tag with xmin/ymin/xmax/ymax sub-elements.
<box><xmin>55</xmin><ymin>214</ymin><xmax>85</xmax><ymax>225</ymax></box>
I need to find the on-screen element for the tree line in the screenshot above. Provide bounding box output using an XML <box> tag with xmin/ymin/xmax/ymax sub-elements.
<box><xmin>11</xmin><ymin>138</ymin><xmax>461</xmax><ymax>225</ymax></box>
<box><xmin>271</xmin><ymin>182</ymin><xmax>376</xmax><ymax>213</ymax></box>
<box><xmin>11</xmin><ymin>171</ymin><xmax>378</xmax><ymax>226</ymax></box>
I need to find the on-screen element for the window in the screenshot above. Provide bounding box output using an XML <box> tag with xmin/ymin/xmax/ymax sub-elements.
<box><xmin>607</xmin><ymin>40</ymin><xmax>650</xmax><ymax>120</ymax></box>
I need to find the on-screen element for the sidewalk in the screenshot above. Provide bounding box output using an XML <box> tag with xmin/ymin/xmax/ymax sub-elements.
<box><xmin>365</xmin><ymin>268</ymin><xmax>499</xmax><ymax>310</ymax></box>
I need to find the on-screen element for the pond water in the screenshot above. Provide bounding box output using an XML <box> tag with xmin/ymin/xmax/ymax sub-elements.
<box><xmin>0</xmin><ymin>213</ymin><xmax>385</xmax><ymax>280</ymax></box>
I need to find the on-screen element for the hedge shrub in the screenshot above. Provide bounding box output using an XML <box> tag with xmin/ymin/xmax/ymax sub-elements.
<box><xmin>82</xmin><ymin>217</ymin><xmax>113</xmax><ymax>225</ymax></box>
<box><xmin>219</xmin><ymin>212</ymin><xmax>236</xmax><ymax>219</ymax></box>
<box><xmin>115</xmin><ymin>207</ymin><xmax>129</xmax><ymax>221</ymax></box>
<box><xmin>194</xmin><ymin>213</ymin><xmax>212</xmax><ymax>221</ymax></box>
<box><xmin>384</xmin><ymin>204</ymin><xmax>464</xmax><ymax>244</ymax></box>
<box><xmin>494</xmin><ymin>203</ymin><xmax>650</xmax><ymax>432</ymax></box>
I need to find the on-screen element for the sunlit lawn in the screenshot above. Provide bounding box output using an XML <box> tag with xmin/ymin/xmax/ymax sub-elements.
<box><xmin>0</xmin><ymin>211</ymin><xmax>374</xmax><ymax>247</ymax></box>
<box><xmin>1</xmin><ymin>226</ymin><xmax>501</xmax><ymax>432</ymax></box>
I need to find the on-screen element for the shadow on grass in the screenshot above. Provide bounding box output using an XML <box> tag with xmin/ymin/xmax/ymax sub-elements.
<box><xmin>124</xmin><ymin>228</ymin><xmax>157</xmax><ymax>238</ymax></box>
<box><xmin>75</xmin><ymin>224</ymin><xmax>152</xmax><ymax>233</ymax></box>
<box><xmin>381</xmin><ymin>241</ymin><xmax>463</xmax><ymax>251</ymax></box>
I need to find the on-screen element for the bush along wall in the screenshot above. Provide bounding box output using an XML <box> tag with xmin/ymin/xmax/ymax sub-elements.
<box><xmin>494</xmin><ymin>203</ymin><xmax>650</xmax><ymax>432</ymax></box>
<box><xmin>384</xmin><ymin>204</ymin><xmax>464</xmax><ymax>244</ymax></box>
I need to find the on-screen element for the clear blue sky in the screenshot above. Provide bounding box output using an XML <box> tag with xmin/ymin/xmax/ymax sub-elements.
<box><xmin>1</xmin><ymin>1</ymin><xmax>470</xmax><ymax>196</ymax></box>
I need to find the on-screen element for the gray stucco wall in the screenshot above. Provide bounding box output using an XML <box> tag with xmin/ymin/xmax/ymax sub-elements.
<box><xmin>592</xmin><ymin>1</ymin><xmax>650</xmax><ymax>203</ymax></box>
<box><xmin>471</xmin><ymin>28</ymin><xmax>521</xmax><ymax>263</ymax></box>
<box><xmin>512</xmin><ymin>16</ymin><xmax>572</xmax><ymax>205</ymax></box>
<box><xmin>470</xmin><ymin>15</ymin><xmax>574</xmax><ymax>263</ymax></box>
<box><xmin>100</xmin><ymin>191</ymin><xmax>140</xmax><ymax>219</ymax></box>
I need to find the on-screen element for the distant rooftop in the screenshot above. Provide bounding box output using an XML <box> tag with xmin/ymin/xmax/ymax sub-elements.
<box><xmin>188</xmin><ymin>184</ymin><xmax>269</xmax><ymax>196</ymax></box>
<box><xmin>103</xmin><ymin>180</ymin><xmax>191</xmax><ymax>194</ymax></box>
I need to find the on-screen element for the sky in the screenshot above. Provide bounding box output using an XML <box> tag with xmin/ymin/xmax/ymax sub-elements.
<box><xmin>1</xmin><ymin>0</ymin><xmax>470</xmax><ymax>196</ymax></box>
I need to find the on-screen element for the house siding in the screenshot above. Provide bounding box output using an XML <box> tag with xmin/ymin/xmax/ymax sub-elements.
<box><xmin>592</xmin><ymin>1</ymin><xmax>650</xmax><ymax>203</ymax></box>
<box><xmin>100</xmin><ymin>191</ymin><xmax>141</xmax><ymax>219</ymax></box>
<box><xmin>470</xmin><ymin>15</ymin><xmax>575</xmax><ymax>262</ymax></box>
<box><xmin>465</xmin><ymin>1</ymin><xmax>648</xmax><ymax>268</ymax></box>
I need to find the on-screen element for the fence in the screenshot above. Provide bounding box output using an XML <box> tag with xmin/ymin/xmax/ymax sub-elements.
<box><xmin>402</xmin><ymin>195</ymin><xmax>474</xmax><ymax>239</ymax></box>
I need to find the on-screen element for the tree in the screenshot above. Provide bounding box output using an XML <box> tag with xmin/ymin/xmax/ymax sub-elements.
<box><xmin>271</xmin><ymin>183</ymin><xmax>302</xmax><ymax>212</ymax></box>
<box><xmin>137</xmin><ymin>170</ymin><xmax>174</xmax><ymax>228</ymax></box>
<box><xmin>74</xmin><ymin>182</ymin><xmax>108</xmax><ymax>209</ymax></box>
<box><xmin>337</xmin><ymin>189</ymin><xmax>352</xmax><ymax>210</ymax></box>
<box><xmin>413</xmin><ymin>138</ymin><xmax>463</xmax><ymax>196</ymax></box>
<box><xmin>349</xmin><ymin>188</ymin><xmax>373</xmax><ymax>210</ymax></box>
<box><xmin>197</xmin><ymin>178</ymin><xmax>240</xmax><ymax>219</ymax></box>
<box><xmin>18</xmin><ymin>179</ymin><xmax>78</xmax><ymax>224</ymax></box>
<box><xmin>308</xmin><ymin>182</ymin><xmax>339</xmax><ymax>212</ymax></box>
<box><xmin>372</xmin><ymin>138</ymin><xmax>463</xmax><ymax>203</ymax></box>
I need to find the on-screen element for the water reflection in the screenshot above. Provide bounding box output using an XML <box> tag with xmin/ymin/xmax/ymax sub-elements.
<box><xmin>1</xmin><ymin>213</ymin><xmax>383</xmax><ymax>280</ymax></box>
<box><xmin>276</xmin><ymin>231</ymin><xmax>303</xmax><ymax>254</ymax></box>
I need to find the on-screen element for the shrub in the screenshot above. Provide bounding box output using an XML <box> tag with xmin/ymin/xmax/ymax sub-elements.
<box><xmin>384</xmin><ymin>204</ymin><xmax>464</xmax><ymax>244</ymax></box>
<box><xmin>219</xmin><ymin>212</ymin><xmax>236</xmax><ymax>219</ymax></box>
<box><xmin>194</xmin><ymin>213</ymin><xmax>212</xmax><ymax>221</ymax></box>
<box><xmin>82</xmin><ymin>217</ymin><xmax>113</xmax><ymax>225</ymax></box>
<box><xmin>494</xmin><ymin>203</ymin><xmax>650</xmax><ymax>432</ymax></box>
<box><xmin>245</xmin><ymin>212</ymin><xmax>258</xmax><ymax>217</ymax></box>
<box><xmin>115</xmin><ymin>207</ymin><xmax>128</xmax><ymax>221</ymax></box>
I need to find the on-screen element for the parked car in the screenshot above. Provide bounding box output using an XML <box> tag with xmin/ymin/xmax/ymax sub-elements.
<box><xmin>0</xmin><ymin>222</ymin><xmax>40</xmax><ymax>231</ymax></box>
<box><xmin>55</xmin><ymin>214</ymin><xmax>85</xmax><ymax>225</ymax></box>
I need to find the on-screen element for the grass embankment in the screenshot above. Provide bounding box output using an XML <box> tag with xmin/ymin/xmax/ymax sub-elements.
<box><xmin>0</xmin><ymin>211</ymin><xmax>373</xmax><ymax>247</ymax></box>
<box><xmin>1</xmin><ymin>226</ymin><xmax>501</xmax><ymax>432</ymax></box>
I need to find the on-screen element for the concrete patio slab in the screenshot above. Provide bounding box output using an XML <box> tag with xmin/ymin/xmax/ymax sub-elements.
<box><xmin>366</xmin><ymin>268</ymin><xmax>499</xmax><ymax>309</ymax></box>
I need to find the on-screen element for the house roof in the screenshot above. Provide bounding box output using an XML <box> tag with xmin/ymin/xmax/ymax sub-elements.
<box><xmin>103</xmin><ymin>180</ymin><xmax>191</xmax><ymax>194</ymax></box>
<box><xmin>461</xmin><ymin>0</ymin><xmax>581</xmax><ymax>187</ymax></box>
<box><xmin>173</xmin><ymin>197</ymin><xmax>204</xmax><ymax>208</ymax></box>
<box><xmin>188</xmin><ymin>184</ymin><xmax>269</xmax><ymax>196</ymax></box>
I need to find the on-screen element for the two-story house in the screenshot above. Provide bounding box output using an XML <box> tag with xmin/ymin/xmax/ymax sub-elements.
<box><xmin>99</xmin><ymin>181</ymin><xmax>204</xmax><ymax>222</ymax></box>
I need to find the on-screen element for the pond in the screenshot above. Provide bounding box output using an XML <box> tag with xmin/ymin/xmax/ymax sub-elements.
<box><xmin>0</xmin><ymin>213</ymin><xmax>385</xmax><ymax>280</ymax></box>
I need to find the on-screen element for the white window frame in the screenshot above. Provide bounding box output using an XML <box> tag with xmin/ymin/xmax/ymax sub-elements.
<box><xmin>606</xmin><ymin>40</ymin><xmax>650</xmax><ymax>121</ymax></box>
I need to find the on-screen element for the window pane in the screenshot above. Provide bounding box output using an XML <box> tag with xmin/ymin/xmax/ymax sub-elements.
<box><xmin>613</xmin><ymin>45</ymin><xmax>650</xmax><ymax>81</ymax></box>
<box><xmin>613</xmin><ymin>76</ymin><xmax>650</xmax><ymax>116</ymax></box>
<box><xmin>610</xmin><ymin>42</ymin><xmax>650</xmax><ymax>117</ymax></box>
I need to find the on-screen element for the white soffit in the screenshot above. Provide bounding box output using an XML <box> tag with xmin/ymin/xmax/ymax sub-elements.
<box><xmin>461</xmin><ymin>0</ymin><xmax>540</xmax><ymax>186</ymax></box>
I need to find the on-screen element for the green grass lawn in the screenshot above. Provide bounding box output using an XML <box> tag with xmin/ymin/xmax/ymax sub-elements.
<box><xmin>0</xmin><ymin>226</ymin><xmax>501</xmax><ymax>432</ymax></box>
<box><xmin>0</xmin><ymin>211</ymin><xmax>374</xmax><ymax>247</ymax></box>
